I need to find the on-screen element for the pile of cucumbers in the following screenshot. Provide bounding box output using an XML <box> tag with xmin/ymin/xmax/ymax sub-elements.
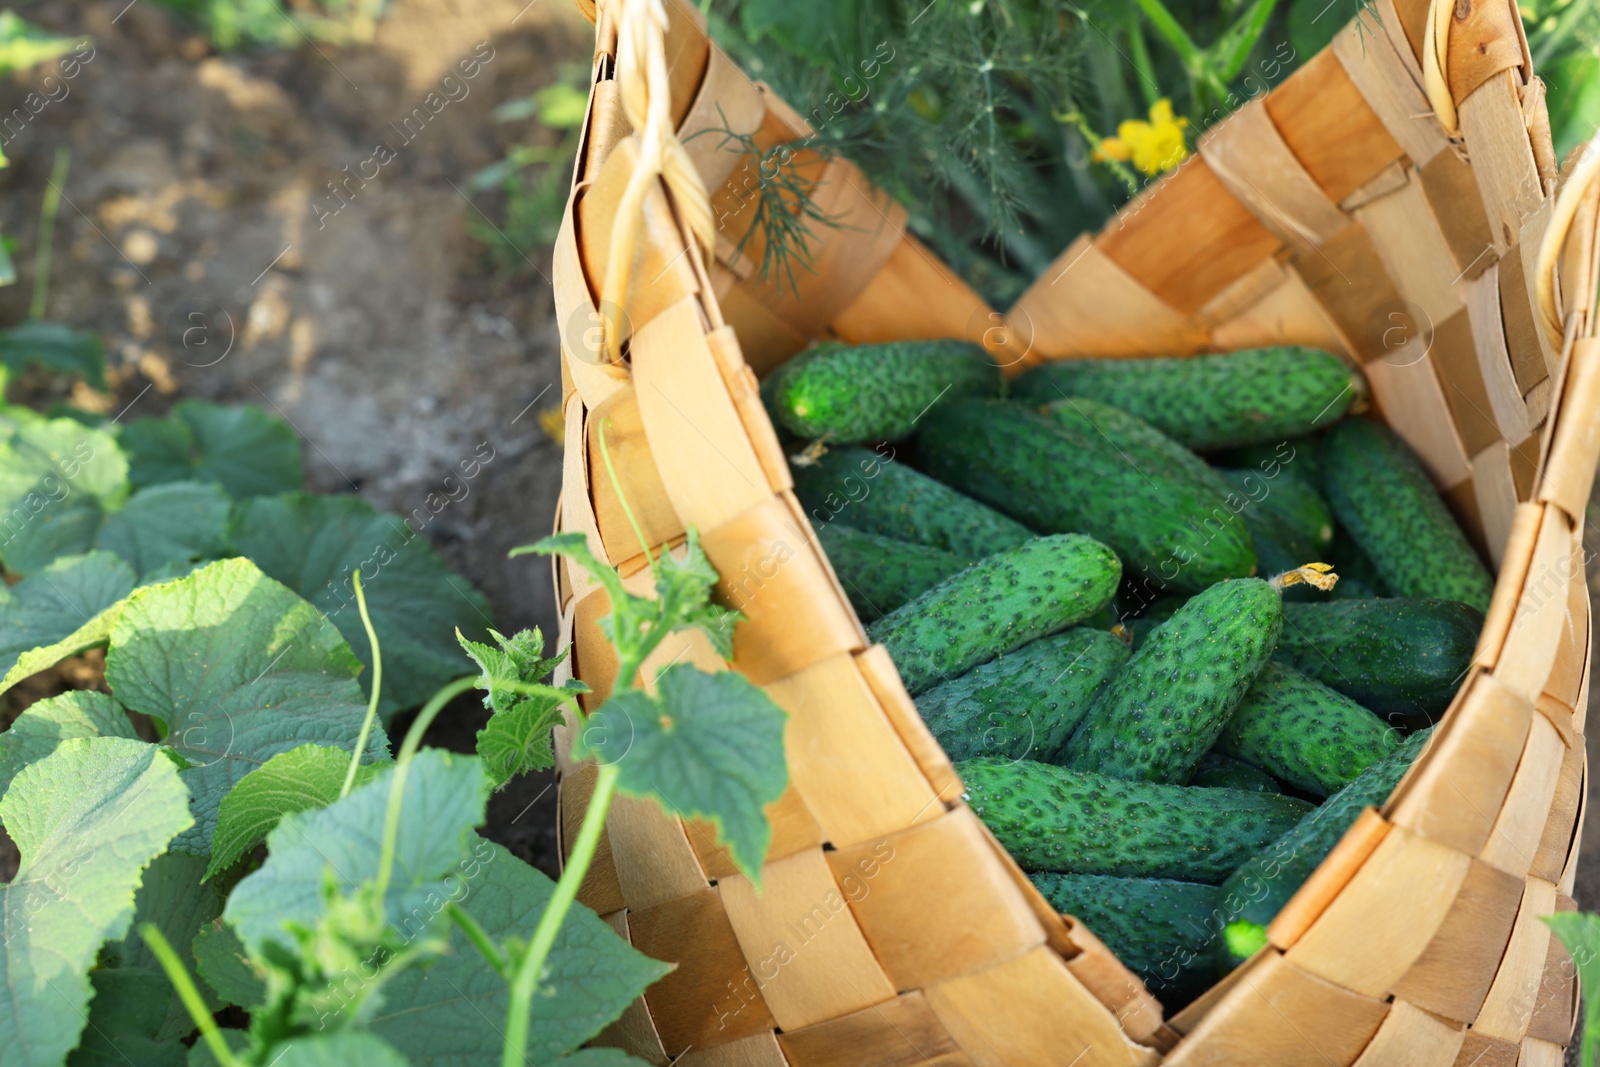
<box><xmin>766</xmin><ymin>339</ymin><xmax>1493</xmax><ymax>1007</ymax></box>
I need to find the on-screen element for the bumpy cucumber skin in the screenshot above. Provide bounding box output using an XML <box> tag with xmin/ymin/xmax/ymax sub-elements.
<box><xmin>1030</xmin><ymin>872</ymin><xmax>1221</xmax><ymax>1005</ymax></box>
<box><xmin>1321</xmin><ymin>420</ymin><xmax>1494</xmax><ymax>612</ymax></box>
<box><xmin>765</xmin><ymin>340</ymin><xmax>998</xmax><ymax>444</ymax></box>
<box><xmin>1190</xmin><ymin>752</ymin><xmax>1280</xmax><ymax>794</ymax></box>
<box><xmin>1038</xmin><ymin>397</ymin><xmax>1236</xmax><ymax>501</ymax></box>
<box><xmin>959</xmin><ymin>757</ymin><xmax>1312</xmax><ymax>883</ymax></box>
<box><xmin>813</xmin><ymin>522</ymin><xmax>969</xmax><ymax>622</ymax></box>
<box><xmin>1062</xmin><ymin>579</ymin><xmax>1284</xmax><ymax>783</ymax></box>
<box><xmin>1217</xmin><ymin>727</ymin><xmax>1433</xmax><ymax>967</ymax></box>
<box><xmin>1217</xmin><ymin>467</ymin><xmax>1334</xmax><ymax>560</ymax></box>
<box><xmin>790</xmin><ymin>445</ymin><xmax>1033</xmax><ymax>558</ymax></box>
<box><xmin>1217</xmin><ymin>438</ymin><xmax>1326</xmax><ymax>495</ymax></box>
<box><xmin>1010</xmin><ymin>348</ymin><xmax>1356</xmax><ymax>450</ymax></box>
<box><xmin>869</xmin><ymin>534</ymin><xmax>1121</xmax><ymax>694</ymax></box>
<box><xmin>1216</xmin><ymin>662</ymin><xmax>1399</xmax><ymax>797</ymax></box>
<box><xmin>916</xmin><ymin>400</ymin><xmax>1255</xmax><ymax>592</ymax></box>
<box><xmin>916</xmin><ymin>627</ymin><xmax>1129</xmax><ymax>762</ymax></box>
<box><xmin>1275</xmin><ymin>598</ymin><xmax>1482</xmax><ymax>726</ymax></box>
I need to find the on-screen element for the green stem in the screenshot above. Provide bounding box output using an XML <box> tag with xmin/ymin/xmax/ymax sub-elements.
<box><xmin>1215</xmin><ymin>0</ymin><xmax>1279</xmax><ymax>81</ymax></box>
<box><xmin>448</xmin><ymin>903</ymin><xmax>509</xmax><ymax>976</ymax></box>
<box><xmin>597</xmin><ymin>419</ymin><xmax>655</xmax><ymax>574</ymax></box>
<box><xmin>1532</xmin><ymin>0</ymin><xmax>1595</xmax><ymax>68</ymax></box>
<box><xmin>140</xmin><ymin>924</ymin><xmax>242</xmax><ymax>1067</ymax></box>
<box><xmin>341</xmin><ymin>568</ymin><xmax>383</xmax><ymax>798</ymax></box>
<box><xmin>1125</xmin><ymin>15</ymin><xmax>1161</xmax><ymax>109</ymax></box>
<box><xmin>30</xmin><ymin>148</ymin><xmax>68</xmax><ymax>322</ymax></box>
<box><xmin>502</xmin><ymin>761</ymin><xmax>621</xmax><ymax>1067</ymax></box>
<box><xmin>374</xmin><ymin>676</ymin><xmax>477</xmax><ymax>901</ymax></box>
<box><xmin>1132</xmin><ymin>0</ymin><xmax>1203</xmax><ymax>67</ymax></box>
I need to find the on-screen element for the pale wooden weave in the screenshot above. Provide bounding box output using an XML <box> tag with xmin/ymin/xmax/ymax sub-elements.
<box><xmin>549</xmin><ymin>0</ymin><xmax>1597</xmax><ymax>1061</ymax></box>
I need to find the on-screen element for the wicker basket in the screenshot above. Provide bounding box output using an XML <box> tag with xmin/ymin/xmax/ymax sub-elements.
<box><xmin>548</xmin><ymin>0</ymin><xmax>1600</xmax><ymax>1062</ymax></box>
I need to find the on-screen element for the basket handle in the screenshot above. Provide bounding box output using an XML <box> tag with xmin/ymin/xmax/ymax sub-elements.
<box><xmin>1422</xmin><ymin>0</ymin><xmax>1532</xmax><ymax>138</ymax></box>
<box><xmin>1535</xmin><ymin>134</ymin><xmax>1600</xmax><ymax>350</ymax></box>
<box><xmin>597</xmin><ymin>0</ymin><xmax>716</xmax><ymax>364</ymax></box>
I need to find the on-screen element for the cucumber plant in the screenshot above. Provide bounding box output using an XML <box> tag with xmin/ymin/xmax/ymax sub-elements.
<box><xmin>0</xmin><ymin>425</ymin><xmax>790</xmax><ymax>1067</ymax></box>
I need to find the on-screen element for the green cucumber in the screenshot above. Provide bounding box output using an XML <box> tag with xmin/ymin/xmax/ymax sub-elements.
<box><xmin>1215</xmin><ymin>662</ymin><xmax>1399</xmax><ymax>797</ymax></box>
<box><xmin>764</xmin><ymin>340</ymin><xmax>998</xmax><ymax>443</ymax></box>
<box><xmin>1321</xmin><ymin>420</ymin><xmax>1494</xmax><ymax>612</ymax></box>
<box><xmin>790</xmin><ymin>445</ymin><xmax>1033</xmax><ymax>557</ymax></box>
<box><xmin>958</xmin><ymin>757</ymin><xmax>1312</xmax><ymax>883</ymax></box>
<box><xmin>1275</xmin><ymin>598</ymin><xmax>1482</xmax><ymax>727</ymax></box>
<box><xmin>916</xmin><ymin>627</ymin><xmax>1129</xmax><ymax>762</ymax></box>
<box><xmin>1216</xmin><ymin>438</ymin><xmax>1326</xmax><ymax>494</ymax></box>
<box><xmin>1061</xmin><ymin>579</ymin><xmax>1283</xmax><ymax>783</ymax></box>
<box><xmin>869</xmin><ymin>533</ymin><xmax>1120</xmax><ymax>694</ymax></box>
<box><xmin>1010</xmin><ymin>348</ymin><xmax>1358</xmax><ymax>450</ymax></box>
<box><xmin>916</xmin><ymin>399</ymin><xmax>1255</xmax><ymax>592</ymax></box>
<box><xmin>1190</xmin><ymin>752</ymin><xmax>1280</xmax><ymax>794</ymax></box>
<box><xmin>1324</xmin><ymin>524</ymin><xmax>1388</xmax><ymax>599</ymax></box>
<box><xmin>1216</xmin><ymin>727</ymin><xmax>1434</xmax><ymax>968</ymax></box>
<box><xmin>1216</xmin><ymin>467</ymin><xmax>1334</xmax><ymax>560</ymax></box>
<box><xmin>1030</xmin><ymin>872</ymin><xmax>1221</xmax><ymax>1005</ymax></box>
<box><xmin>1123</xmin><ymin>594</ymin><xmax>1185</xmax><ymax>648</ymax></box>
<box><xmin>1037</xmin><ymin>396</ymin><xmax>1235</xmax><ymax>501</ymax></box>
<box><xmin>813</xmin><ymin>522</ymin><xmax>970</xmax><ymax>622</ymax></box>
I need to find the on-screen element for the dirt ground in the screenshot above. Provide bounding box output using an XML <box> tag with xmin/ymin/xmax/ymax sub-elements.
<box><xmin>0</xmin><ymin>0</ymin><xmax>594</xmax><ymax>875</ymax></box>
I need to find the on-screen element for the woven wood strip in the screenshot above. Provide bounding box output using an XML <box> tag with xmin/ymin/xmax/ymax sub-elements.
<box><xmin>1197</xmin><ymin>99</ymin><xmax>1346</xmax><ymax>250</ymax></box>
<box><xmin>553</xmin><ymin>0</ymin><xmax>1596</xmax><ymax>1059</ymax></box>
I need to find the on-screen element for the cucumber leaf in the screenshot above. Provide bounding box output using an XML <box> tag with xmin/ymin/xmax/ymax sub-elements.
<box><xmin>0</xmin><ymin>551</ymin><xmax>135</xmax><ymax>687</ymax></box>
<box><xmin>191</xmin><ymin>923</ymin><xmax>265</xmax><ymax>1010</ymax></box>
<box><xmin>230</xmin><ymin>492</ymin><xmax>494</xmax><ymax>719</ymax></box>
<box><xmin>223</xmin><ymin>749</ymin><xmax>488</xmax><ymax>954</ymax></box>
<box><xmin>371</xmin><ymin>840</ymin><xmax>671</xmax><ymax>1066</ymax></box>
<box><xmin>255</xmin><ymin>1033</ymin><xmax>410</xmax><ymax>1067</ymax></box>
<box><xmin>103</xmin><ymin>852</ymin><xmax>222</xmax><ymax>1039</ymax></box>
<box><xmin>0</xmin><ymin>691</ymin><xmax>136</xmax><ymax>819</ymax></box>
<box><xmin>120</xmin><ymin>400</ymin><xmax>303</xmax><ymax>498</ymax></box>
<box><xmin>105</xmin><ymin>558</ymin><xmax>387</xmax><ymax>855</ymax></box>
<box><xmin>66</xmin><ymin>969</ymin><xmax>187</xmax><ymax>1067</ymax></box>
<box><xmin>0</xmin><ymin>12</ymin><xmax>88</xmax><ymax>77</ymax></box>
<box><xmin>0</xmin><ymin>321</ymin><xmax>105</xmax><ymax>389</ymax></box>
<box><xmin>575</xmin><ymin>663</ymin><xmax>788</xmax><ymax>882</ymax></box>
<box><xmin>459</xmin><ymin>627</ymin><xmax>582</xmax><ymax>789</ymax></box>
<box><xmin>184</xmin><ymin>1031</ymin><xmax>249</xmax><ymax>1067</ymax></box>
<box><xmin>0</xmin><ymin>737</ymin><xmax>193</xmax><ymax>1067</ymax></box>
<box><xmin>94</xmin><ymin>481</ymin><xmax>231</xmax><ymax>577</ymax></box>
<box><xmin>206</xmin><ymin>743</ymin><xmax>387</xmax><ymax>881</ymax></box>
<box><xmin>0</xmin><ymin>414</ymin><xmax>127</xmax><ymax>575</ymax></box>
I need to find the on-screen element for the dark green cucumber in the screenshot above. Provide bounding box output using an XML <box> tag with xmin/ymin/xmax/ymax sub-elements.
<box><xmin>959</xmin><ymin>757</ymin><xmax>1312</xmax><ymax>883</ymax></box>
<box><xmin>1037</xmin><ymin>396</ymin><xmax>1236</xmax><ymax>502</ymax></box>
<box><xmin>1216</xmin><ymin>438</ymin><xmax>1326</xmax><ymax>494</ymax></box>
<box><xmin>916</xmin><ymin>399</ymin><xmax>1255</xmax><ymax>592</ymax></box>
<box><xmin>1216</xmin><ymin>727</ymin><xmax>1433</xmax><ymax>968</ymax></box>
<box><xmin>1061</xmin><ymin>579</ymin><xmax>1283</xmax><ymax>783</ymax></box>
<box><xmin>1321</xmin><ymin>420</ymin><xmax>1493</xmax><ymax>612</ymax></box>
<box><xmin>1325</xmin><ymin>523</ymin><xmax>1389</xmax><ymax>599</ymax></box>
<box><xmin>813</xmin><ymin>522</ymin><xmax>970</xmax><ymax>622</ymax></box>
<box><xmin>869</xmin><ymin>534</ymin><xmax>1120</xmax><ymax>694</ymax></box>
<box><xmin>1190</xmin><ymin>752</ymin><xmax>1280</xmax><ymax>794</ymax></box>
<box><xmin>1216</xmin><ymin>467</ymin><xmax>1333</xmax><ymax>560</ymax></box>
<box><xmin>1030</xmin><ymin>872</ymin><xmax>1221</xmax><ymax>1005</ymax></box>
<box><xmin>1123</xmin><ymin>594</ymin><xmax>1185</xmax><ymax>648</ymax></box>
<box><xmin>916</xmin><ymin>628</ymin><xmax>1129</xmax><ymax>762</ymax></box>
<box><xmin>1275</xmin><ymin>598</ymin><xmax>1482</xmax><ymax>727</ymax></box>
<box><xmin>790</xmin><ymin>445</ymin><xmax>1033</xmax><ymax>557</ymax></box>
<box><xmin>1010</xmin><ymin>348</ymin><xmax>1358</xmax><ymax>450</ymax></box>
<box><xmin>1215</xmin><ymin>662</ymin><xmax>1399</xmax><ymax>797</ymax></box>
<box><xmin>764</xmin><ymin>340</ymin><xmax>998</xmax><ymax>443</ymax></box>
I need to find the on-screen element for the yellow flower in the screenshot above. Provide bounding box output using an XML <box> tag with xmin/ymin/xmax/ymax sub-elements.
<box><xmin>1094</xmin><ymin>99</ymin><xmax>1190</xmax><ymax>176</ymax></box>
